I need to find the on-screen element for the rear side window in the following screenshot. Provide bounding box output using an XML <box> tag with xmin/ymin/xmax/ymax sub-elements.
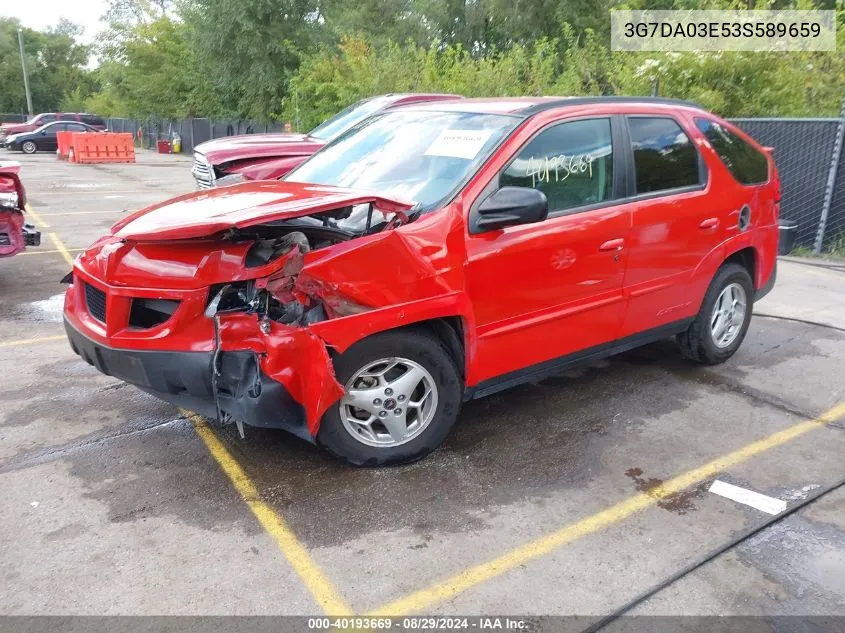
<box><xmin>67</xmin><ymin>123</ymin><xmax>87</xmax><ymax>131</ymax></box>
<box><xmin>82</xmin><ymin>115</ymin><xmax>105</xmax><ymax>126</ymax></box>
<box><xmin>628</xmin><ymin>117</ymin><xmax>700</xmax><ymax>194</ymax></box>
<box><xmin>695</xmin><ymin>118</ymin><xmax>768</xmax><ymax>185</ymax></box>
<box><xmin>500</xmin><ymin>118</ymin><xmax>615</xmax><ymax>214</ymax></box>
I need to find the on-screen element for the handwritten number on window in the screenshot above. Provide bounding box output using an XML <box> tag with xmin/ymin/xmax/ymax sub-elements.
<box><xmin>526</xmin><ymin>154</ymin><xmax>595</xmax><ymax>188</ymax></box>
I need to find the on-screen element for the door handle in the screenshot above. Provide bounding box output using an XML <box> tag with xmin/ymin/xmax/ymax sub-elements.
<box><xmin>699</xmin><ymin>218</ymin><xmax>719</xmax><ymax>230</ymax></box>
<box><xmin>599</xmin><ymin>238</ymin><xmax>625</xmax><ymax>251</ymax></box>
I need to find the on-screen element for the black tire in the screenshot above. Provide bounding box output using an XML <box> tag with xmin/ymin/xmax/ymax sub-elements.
<box><xmin>677</xmin><ymin>262</ymin><xmax>754</xmax><ymax>365</ymax></box>
<box><xmin>317</xmin><ymin>329</ymin><xmax>462</xmax><ymax>466</ymax></box>
<box><xmin>21</xmin><ymin>141</ymin><xmax>37</xmax><ymax>154</ymax></box>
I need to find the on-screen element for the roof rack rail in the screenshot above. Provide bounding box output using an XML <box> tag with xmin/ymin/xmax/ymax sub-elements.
<box><xmin>519</xmin><ymin>96</ymin><xmax>703</xmax><ymax>115</ymax></box>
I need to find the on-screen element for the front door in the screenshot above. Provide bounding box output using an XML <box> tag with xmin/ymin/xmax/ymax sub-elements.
<box><xmin>465</xmin><ymin>116</ymin><xmax>631</xmax><ymax>386</ymax></box>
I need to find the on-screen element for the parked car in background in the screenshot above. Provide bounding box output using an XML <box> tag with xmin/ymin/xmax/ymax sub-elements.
<box><xmin>0</xmin><ymin>162</ymin><xmax>39</xmax><ymax>258</ymax></box>
<box><xmin>3</xmin><ymin>121</ymin><xmax>103</xmax><ymax>154</ymax></box>
<box><xmin>0</xmin><ymin>113</ymin><xmax>106</xmax><ymax>143</ymax></box>
<box><xmin>65</xmin><ymin>97</ymin><xmax>784</xmax><ymax>466</ymax></box>
<box><xmin>191</xmin><ymin>93</ymin><xmax>461</xmax><ymax>188</ymax></box>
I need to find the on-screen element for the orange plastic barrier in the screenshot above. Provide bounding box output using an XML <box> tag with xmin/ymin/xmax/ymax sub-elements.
<box><xmin>69</xmin><ymin>133</ymin><xmax>136</xmax><ymax>164</ymax></box>
<box><xmin>56</xmin><ymin>131</ymin><xmax>73</xmax><ymax>160</ymax></box>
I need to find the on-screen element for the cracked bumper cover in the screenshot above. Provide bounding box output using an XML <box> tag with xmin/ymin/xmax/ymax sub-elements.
<box><xmin>64</xmin><ymin>318</ymin><xmax>313</xmax><ymax>441</ymax></box>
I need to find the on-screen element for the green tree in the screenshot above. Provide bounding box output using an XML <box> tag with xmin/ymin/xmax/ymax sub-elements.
<box><xmin>182</xmin><ymin>0</ymin><xmax>328</xmax><ymax>120</ymax></box>
<box><xmin>91</xmin><ymin>0</ymin><xmax>215</xmax><ymax>118</ymax></box>
<box><xmin>0</xmin><ymin>17</ymin><xmax>93</xmax><ymax>113</ymax></box>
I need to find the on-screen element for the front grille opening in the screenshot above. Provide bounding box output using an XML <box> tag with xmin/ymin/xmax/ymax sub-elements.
<box><xmin>129</xmin><ymin>298</ymin><xmax>180</xmax><ymax>329</ymax></box>
<box><xmin>192</xmin><ymin>154</ymin><xmax>216</xmax><ymax>188</ymax></box>
<box><xmin>84</xmin><ymin>283</ymin><xmax>107</xmax><ymax>322</ymax></box>
<box><xmin>0</xmin><ymin>233</ymin><xmax>10</xmax><ymax>246</ymax></box>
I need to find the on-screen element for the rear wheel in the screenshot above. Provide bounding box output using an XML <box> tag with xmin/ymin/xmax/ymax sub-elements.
<box><xmin>317</xmin><ymin>329</ymin><xmax>462</xmax><ymax>466</ymax></box>
<box><xmin>21</xmin><ymin>141</ymin><xmax>37</xmax><ymax>154</ymax></box>
<box><xmin>677</xmin><ymin>262</ymin><xmax>753</xmax><ymax>365</ymax></box>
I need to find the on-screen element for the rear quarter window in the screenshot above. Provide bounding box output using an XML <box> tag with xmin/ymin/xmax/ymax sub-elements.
<box><xmin>695</xmin><ymin>118</ymin><xmax>769</xmax><ymax>185</ymax></box>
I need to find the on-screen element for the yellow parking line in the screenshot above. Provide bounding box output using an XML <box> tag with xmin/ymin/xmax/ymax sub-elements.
<box><xmin>369</xmin><ymin>402</ymin><xmax>845</xmax><ymax>616</ymax></box>
<box><xmin>0</xmin><ymin>335</ymin><xmax>66</xmax><ymax>348</ymax></box>
<box><xmin>185</xmin><ymin>411</ymin><xmax>353</xmax><ymax>616</ymax></box>
<box><xmin>19</xmin><ymin>248</ymin><xmax>84</xmax><ymax>257</ymax></box>
<box><xmin>48</xmin><ymin>233</ymin><xmax>76</xmax><ymax>267</ymax></box>
<box><xmin>24</xmin><ymin>203</ymin><xmax>49</xmax><ymax>228</ymax></box>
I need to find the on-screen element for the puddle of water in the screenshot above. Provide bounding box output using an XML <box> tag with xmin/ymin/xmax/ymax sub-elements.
<box><xmin>25</xmin><ymin>293</ymin><xmax>66</xmax><ymax>323</ymax></box>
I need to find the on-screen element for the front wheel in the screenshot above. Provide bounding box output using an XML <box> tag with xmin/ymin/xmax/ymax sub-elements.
<box><xmin>677</xmin><ymin>262</ymin><xmax>754</xmax><ymax>365</ymax></box>
<box><xmin>21</xmin><ymin>141</ymin><xmax>37</xmax><ymax>154</ymax></box>
<box><xmin>317</xmin><ymin>329</ymin><xmax>462</xmax><ymax>466</ymax></box>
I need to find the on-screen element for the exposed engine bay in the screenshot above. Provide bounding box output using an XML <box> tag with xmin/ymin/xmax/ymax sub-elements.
<box><xmin>205</xmin><ymin>203</ymin><xmax>410</xmax><ymax>328</ymax></box>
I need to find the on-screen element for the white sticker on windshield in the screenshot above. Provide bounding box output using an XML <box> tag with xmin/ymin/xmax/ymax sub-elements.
<box><xmin>424</xmin><ymin>130</ymin><xmax>493</xmax><ymax>160</ymax></box>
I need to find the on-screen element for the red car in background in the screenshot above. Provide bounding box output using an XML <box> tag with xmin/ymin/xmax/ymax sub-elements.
<box><xmin>0</xmin><ymin>113</ymin><xmax>106</xmax><ymax>144</ymax></box>
<box><xmin>0</xmin><ymin>162</ymin><xmax>40</xmax><ymax>258</ymax></box>
<box><xmin>191</xmin><ymin>93</ymin><xmax>460</xmax><ymax>188</ymax></box>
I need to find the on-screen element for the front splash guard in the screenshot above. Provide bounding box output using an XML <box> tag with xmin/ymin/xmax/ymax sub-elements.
<box><xmin>217</xmin><ymin>313</ymin><xmax>345</xmax><ymax>437</ymax></box>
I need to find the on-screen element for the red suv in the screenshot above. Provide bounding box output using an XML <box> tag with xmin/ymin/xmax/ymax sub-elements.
<box><xmin>0</xmin><ymin>113</ymin><xmax>106</xmax><ymax>143</ymax></box>
<box><xmin>63</xmin><ymin>97</ymin><xmax>781</xmax><ymax>465</ymax></box>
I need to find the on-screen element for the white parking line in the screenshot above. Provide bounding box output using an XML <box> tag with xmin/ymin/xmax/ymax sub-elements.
<box><xmin>709</xmin><ymin>480</ymin><xmax>787</xmax><ymax>515</ymax></box>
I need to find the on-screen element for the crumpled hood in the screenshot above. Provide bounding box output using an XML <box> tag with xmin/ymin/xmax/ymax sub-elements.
<box><xmin>195</xmin><ymin>133</ymin><xmax>324</xmax><ymax>166</ymax></box>
<box><xmin>111</xmin><ymin>181</ymin><xmax>413</xmax><ymax>241</ymax></box>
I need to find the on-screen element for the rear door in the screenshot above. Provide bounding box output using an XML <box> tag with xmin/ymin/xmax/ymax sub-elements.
<box><xmin>619</xmin><ymin>114</ymin><xmax>722</xmax><ymax>337</ymax></box>
<box><xmin>465</xmin><ymin>115</ymin><xmax>632</xmax><ymax>385</ymax></box>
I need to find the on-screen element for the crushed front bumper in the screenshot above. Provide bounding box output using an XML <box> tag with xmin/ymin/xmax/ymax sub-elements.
<box><xmin>64</xmin><ymin>318</ymin><xmax>311</xmax><ymax>441</ymax></box>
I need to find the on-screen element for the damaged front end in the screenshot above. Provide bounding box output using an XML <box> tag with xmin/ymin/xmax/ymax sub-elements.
<box><xmin>0</xmin><ymin>162</ymin><xmax>39</xmax><ymax>258</ymax></box>
<box><xmin>64</xmin><ymin>182</ymin><xmax>419</xmax><ymax>441</ymax></box>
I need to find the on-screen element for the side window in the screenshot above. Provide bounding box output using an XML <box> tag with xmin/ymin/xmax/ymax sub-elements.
<box><xmin>58</xmin><ymin>114</ymin><xmax>74</xmax><ymax>121</ymax></box>
<box><xmin>628</xmin><ymin>117</ymin><xmax>700</xmax><ymax>194</ymax></box>
<box><xmin>41</xmin><ymin>114</ymin><xmax>56</xmax><ymax>123</ymax></box>
<box><xmin>695</xmin><ymin>118</ymin><xmax>768</xmax><ymax>185</ymax></box>
<box><xmin>500</xmin><ymin>118</ymin><xmax>614</xmax><ymax>214</ymax></box>
<box><xmin>67</xmin><ymin>123</ymin><xmax>86</xmax><ymax>131</ymax></box>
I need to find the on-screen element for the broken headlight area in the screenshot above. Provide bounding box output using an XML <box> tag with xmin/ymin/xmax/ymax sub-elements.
<box><xmin>209</xmin><ymin>220</ymin><xmax>379</xmax><ymax>329</ymax></box>
<box><xmin>205</xmin><ymin>280</ymin><xmax>259</xmax><ymax>316</ymax></box>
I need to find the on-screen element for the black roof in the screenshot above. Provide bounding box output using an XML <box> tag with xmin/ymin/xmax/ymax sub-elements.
<box><xmin>517</xmin><ymin>96</ymin><xmax>703</xmax><ymax>116</ymax></box>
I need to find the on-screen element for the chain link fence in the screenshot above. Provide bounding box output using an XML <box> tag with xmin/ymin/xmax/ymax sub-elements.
<box><xmin>4</xmin><ymin>110</ymin><xmax>845</xmax><ymax>251</ymax></box>
<box><xmin>731</xmin><ymin>115</ymin><xmax>845</xmax><ymax>252</ymax></box>
<box><xmin>103</xmin><ymin>117</ymin><xmax>286</xmax><ymax>154</ymax></box>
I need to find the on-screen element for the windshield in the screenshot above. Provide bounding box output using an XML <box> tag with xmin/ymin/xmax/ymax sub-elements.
<box><xmin>287</xmin><ymin>110</ymin><xmax>519</xmax><ymax>211</ymax></box>
<box><xmin>308</xmin><ymin>97</ymin><xmax>395</xmax><ymax>142</ymax></box>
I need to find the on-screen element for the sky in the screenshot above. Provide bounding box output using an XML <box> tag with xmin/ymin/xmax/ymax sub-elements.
<box><xmin>2</xmin><ymin>0</ymin><xmax>110</xmax><ymax>44</ymax></box>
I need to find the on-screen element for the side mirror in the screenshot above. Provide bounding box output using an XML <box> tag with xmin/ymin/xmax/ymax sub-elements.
<box><xmin>476</xmin><ymin>186</ymin><xmax>548</xmax><ymax>231</ymax></box>
<box><xmin>40</xmin><ymin>130</ymin><xmax>47</xmax><ymax>135</ymax></box>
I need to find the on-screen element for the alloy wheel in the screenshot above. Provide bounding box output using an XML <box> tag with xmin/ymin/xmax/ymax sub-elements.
<box><xmin>339</xmin><ymin>357</ymin><xmax>438</xmax><ymax>447</ymax></box>
<box><xmin>710</xmin><ymin>282</ymin><xmax>747</xmax><ymax>348</ymax></box>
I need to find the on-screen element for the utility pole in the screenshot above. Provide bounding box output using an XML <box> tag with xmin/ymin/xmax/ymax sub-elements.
<box><xmin>17</xmin><ymin>28</ymin><xmax>34</xmax><ymax>116</ymax></box>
